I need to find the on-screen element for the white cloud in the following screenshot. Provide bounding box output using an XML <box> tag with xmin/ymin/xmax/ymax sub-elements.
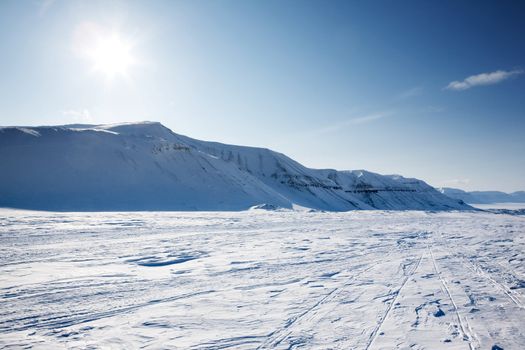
<box><xmin>446</xmin><ymin>69</ymin><xmax>523</xmax><ymax>91</ymax></box>
<box><xmin>62</xmin><ymin>109</ymin><xmax>93</xmax><ymax>123</ymax></box>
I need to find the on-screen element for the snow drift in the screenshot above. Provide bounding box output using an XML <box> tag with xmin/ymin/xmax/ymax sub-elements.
<box><xmin>0</xmin><ymin>122</ymin><xmax>471</xmax><ymax>211</ymax></box>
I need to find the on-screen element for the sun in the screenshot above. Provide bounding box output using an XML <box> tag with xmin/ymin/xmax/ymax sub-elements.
<box><xmin>74</xmin><ymin>22</ymin><xmax>138</xmax><ymax>80</ymax></box>
<box><xmin>88</xmin><ymin>33</ymin><xmax>135</xmax><ymax>78</ymax></box>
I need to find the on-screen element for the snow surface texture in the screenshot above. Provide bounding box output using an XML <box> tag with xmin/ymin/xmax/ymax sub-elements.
<box><xmin>1</xmin><ymin>209</ymin><xmax>524</xmax><ymax>349</ymax></box>
<box><xmin>0</xmin><ymin>122</ymin><xmax>470</xmax><ymax>211</ymax></box>
<box><xmin>472</xmin><ymin>203</ymin><xmax>525</xmax><ymax>210</ymax></box>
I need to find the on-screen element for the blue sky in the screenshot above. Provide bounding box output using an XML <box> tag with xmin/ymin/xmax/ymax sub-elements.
<box><xmin>1</xmin><ymin>0</ymin><xmax>524</xmax><ymax>191</ymax></box>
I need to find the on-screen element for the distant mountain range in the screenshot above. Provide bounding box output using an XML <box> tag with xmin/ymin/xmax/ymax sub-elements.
<box><xmin>0</xmin><ymin>122</ymin><xmax>471</xmax><ymax>211</ymax></box>
<box><xmin>438</xmin><ymin>187</ymin><xmax>525</xmax><ymax>204</ymax></box>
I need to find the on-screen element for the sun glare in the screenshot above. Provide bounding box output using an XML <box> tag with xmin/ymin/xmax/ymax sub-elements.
<box><xmin>88</xmin><ymin>34</ymin><xmax>135</xmax><ymax>78</ymax></box>
<box><xmin>74</xmin><ymin>22</ymin><xmax>137</xmax><ymax>80</ymax></box>
<box><xmin>89</xmin><ymin>34</ymin><xmax>134</xmax><ymax>77</ymax></box>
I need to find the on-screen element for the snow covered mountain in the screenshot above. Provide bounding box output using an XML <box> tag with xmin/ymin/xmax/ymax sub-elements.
<box><xmin>438</xmin><ymin>187</ymin><xmax>525</xmax><ymax>204</ymax></box>
<box><xmin>0</xmin><ymin>122</ymin><xmax>471</xmax><ymax>211</ymax></box>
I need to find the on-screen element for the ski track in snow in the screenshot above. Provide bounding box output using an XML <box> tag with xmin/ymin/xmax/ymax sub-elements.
<box><xmin>452</xmin><ymin>251</ymin><xmax>525</xmax><ymax>310</ymax></box>
<box><xmin>258</xmin><ymin>249</ymin><xmax>396</xmax><ymax>349</ymax></box>
<box><xmin>0</xmin><ymin>209</ymin><xmax>524</xmax><ymax>349</ymax></box>
<box><xmin>428</xmin><ymin>245</ymin><xmax>477</xmax><ymax>349</ymax></box>
<box><xmin>364</xmin><ymin>252</ymin><xmax>424</xmax><ymax>350</ymax></box>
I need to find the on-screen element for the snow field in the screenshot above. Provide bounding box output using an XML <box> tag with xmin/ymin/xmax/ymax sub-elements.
<box><xmin>0</xmin><ymin>209</ymin><xmax>523</xmax><ymax>349</ymax></box>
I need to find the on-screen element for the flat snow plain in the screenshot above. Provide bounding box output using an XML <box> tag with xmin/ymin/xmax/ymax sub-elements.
<box><xmin>1</xmin><ymin>209</ymin><xmax>524</xmax><ymax>349</ymax></box>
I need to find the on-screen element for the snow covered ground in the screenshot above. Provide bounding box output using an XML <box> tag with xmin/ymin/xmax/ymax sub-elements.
<box><xmin>471</xmin><ymin>202</ymin><xmax>525</xmax><ymax>210</ymax></box>
<box><xmin>1</xmin><ymin>209</ymin><xmax>524</xmax><ymax>349</ymax></box>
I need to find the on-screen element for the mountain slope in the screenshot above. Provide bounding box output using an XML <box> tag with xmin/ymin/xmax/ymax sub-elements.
<box><xmin>0</xmin><ymin>122</ymin><xmax>471</xmax><ymax>211</ymax></box>
<box><xmin>439</xmin><ymin>187</ymin><xmax>525</xmax><ymax>204</ymax></box>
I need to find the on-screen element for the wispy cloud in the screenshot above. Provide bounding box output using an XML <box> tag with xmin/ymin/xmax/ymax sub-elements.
<box><xmin>350</xmin><ymin>113</ymin><xmax>390</xmax><ymax>124</ymax></box>
<box><xmin>394</xmin><ymin>87</ymin><xmax>423</xmax><ymax>100</ymax></box>
<box><xmin>317</xmin><ymin>111</ymin><xmax>393</xmax><ymax>134</ymax></box>
<box><xmin>445</xmin><ymin>69</ymin><xmax>523</xmax><ymax>91</ymax></box>
<box><xmin>422</xmin><ymin>105</ymin><xmax>444</xmax><ymax>113</ymax></box>
<box><xmin>38</xmin><ymin>0</ymin><xmax>56</xmax><ymax>17</ymax></box>
<box><xmin>62</xmin><ymin>109</ymin><xmax>93</xmax><ymax>123</ymax></box>
<box><xmin>440</xmin><ymin>178</ymin><xmax>471</xmax><ymax>188</ymax></box>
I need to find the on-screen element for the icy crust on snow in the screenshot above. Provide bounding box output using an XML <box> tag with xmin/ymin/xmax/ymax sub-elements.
<box><xmin>0</xmin><ymin>210</ymin><xmax>523</xmax><ymax>349</ymax></box>
<box><xmin>0</xmin><ymin>122</ymin><xmax>470</xmax><ymax>211</ymax></box>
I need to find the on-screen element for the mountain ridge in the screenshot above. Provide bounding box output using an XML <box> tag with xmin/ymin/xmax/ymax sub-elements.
<box><xmin>0</xmin><ymin>121</ymin><xmax>472</xmax><ymax>211</ymax></box>
<box><xmin>438</xmin><ymin>187</ymin><xmax>525</xmax><ymax>204</ymax></box>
